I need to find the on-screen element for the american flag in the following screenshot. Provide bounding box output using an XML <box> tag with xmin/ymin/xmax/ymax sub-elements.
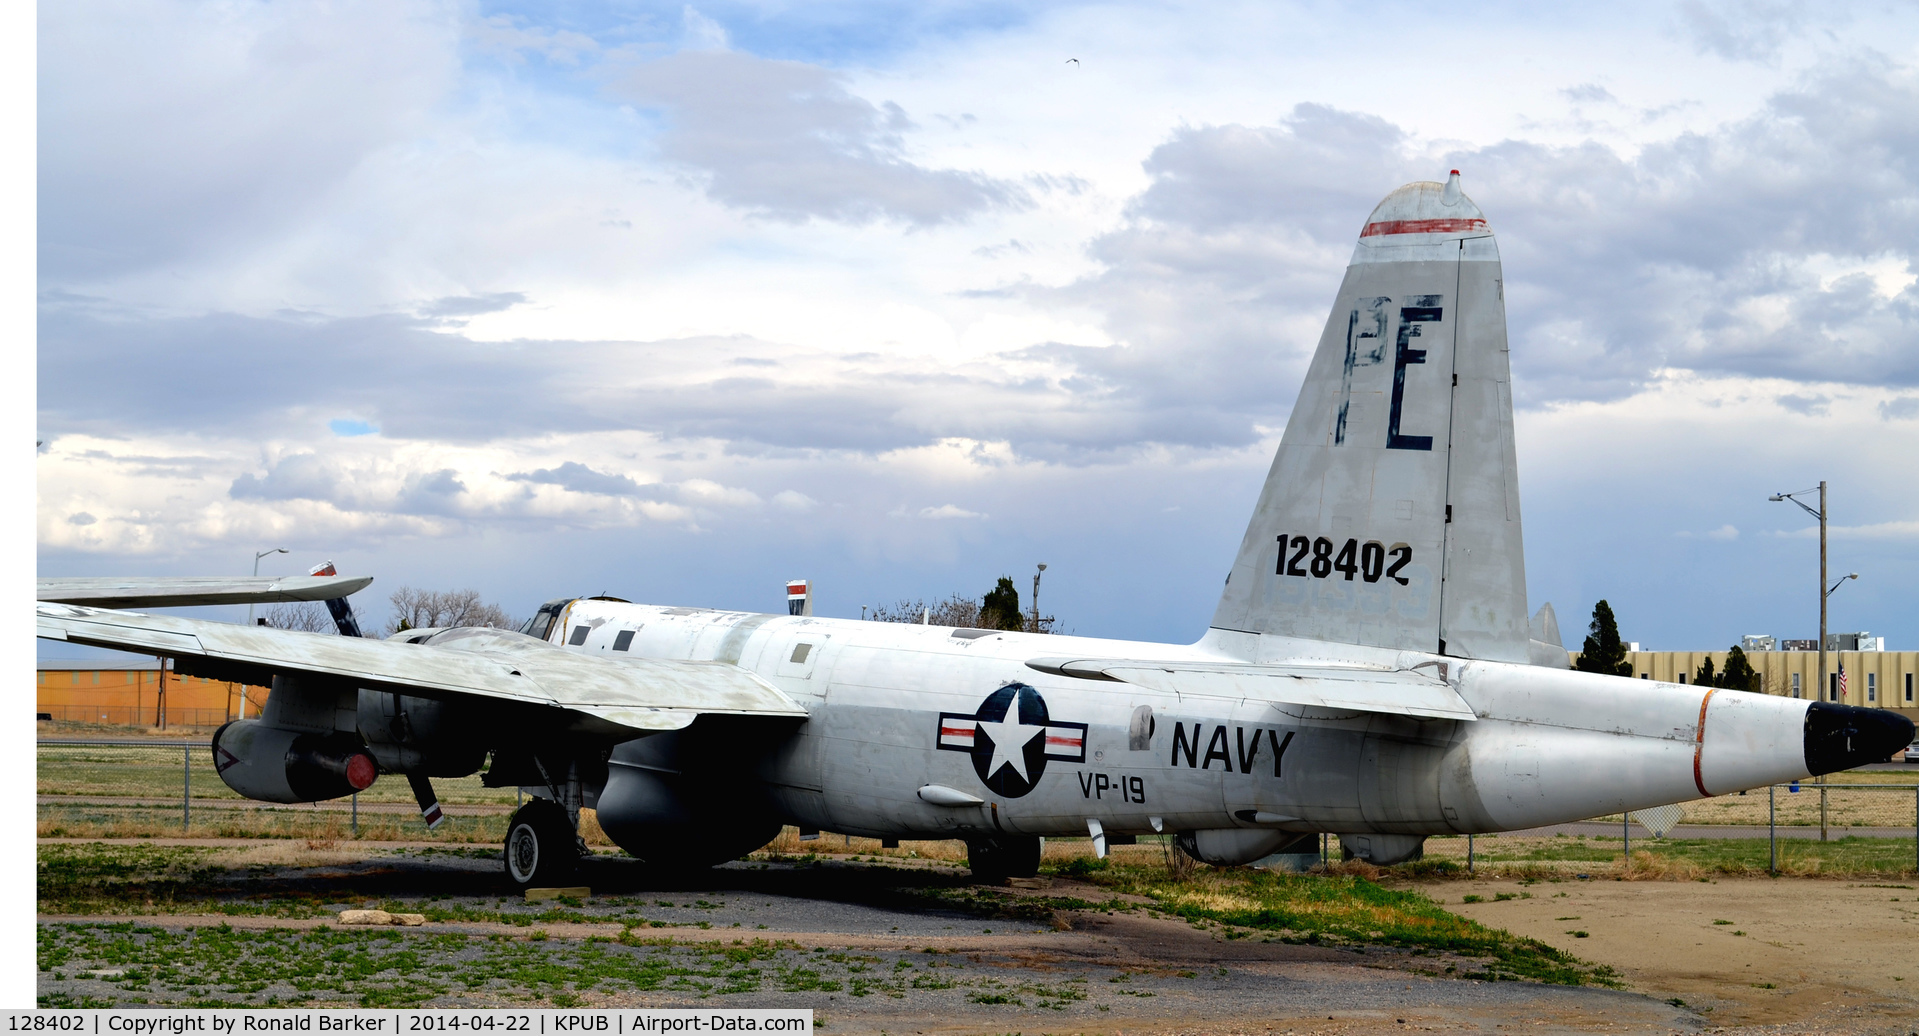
<box><xmin>1838</xmin><ymin>663</ymin><xmax>1848</xmax><ymax>699</ymax></box>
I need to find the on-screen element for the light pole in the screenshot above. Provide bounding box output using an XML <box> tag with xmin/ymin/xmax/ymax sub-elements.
<box><xmin>242</xmin><ymin>547</ymin><xmax>288</xmax><ymax>719</ymax></box>
<box><xmin>1769</xmin><ymin>484</ymin><xmax>1843</xmax><ymax>701</ymax></box>
<box><xmin>1769</xmin><ymin>484</ymin><xmax>1864</xmax><ymax>842</ymax></box>
<box><xmin>1031</xmin><ymin>563</ymin><xmax>1046</xmax><ymax>633</ymax></box>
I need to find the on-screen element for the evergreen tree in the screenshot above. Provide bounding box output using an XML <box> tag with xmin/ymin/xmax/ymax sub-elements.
<box><xmin>980</xmin><ymin>577</ymin><xmax>1024</xmax><ymax>631</ymax></box>
<box><xmin>1720</xmin><ymin>645</ymin><xmax>1760</xmax><ymax>692</ymax></box>
<box><xmin>1693</xmin><ymin>655</ymin><xmax>1718</xmax><ymax>688</ymax></box>
<box><xmin>1575</xmin><ymin>600</ymin><xmax>1633</xmax><ymax>677</ymax></box>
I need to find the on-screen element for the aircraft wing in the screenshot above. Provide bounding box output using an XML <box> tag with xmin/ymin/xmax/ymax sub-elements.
<box><xmin>36</xmin><ymin>603</ymin><xmax>806</xmax><ymax>733</ymax></box>
<box><xmin>36</xmin><ymin>574</ymin><xmax>375</xmax><ymax>609</ymax></box>
<box><xmin>1025</xmin><ymin>656</ymin><xmax>1476</xmax><ymax>721</ymax></box>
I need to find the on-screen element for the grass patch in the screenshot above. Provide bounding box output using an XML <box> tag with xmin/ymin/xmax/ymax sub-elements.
<box><xmin>1066</xmin><ymin>860</ymin><xmax>1616</xmax><ymax>986</ymax></box>
<box><xmin>37</xmin><ymin>805</ymin><xmax>512</xmax><ymax>844</ymax></box>
<box><xmin>36</xmin><ymin>924</ymin><xmax>826</xmax><ymax>1007</ymax></box>
<box><xmin>38</xmin><ymin>844</ymin><xmax>239</xmax><ymax>916</ymax></box>
<box><xmin>1426</xmin><ymin>833</ymin><xmax>1918</xmax><ymax>877</ymax></box>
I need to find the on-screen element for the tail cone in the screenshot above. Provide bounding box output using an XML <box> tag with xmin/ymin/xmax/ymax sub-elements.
<box><xmin>1804</xmin><ymin>702</ymin><xmax>1915</xmax><ymax>775</ymax></box>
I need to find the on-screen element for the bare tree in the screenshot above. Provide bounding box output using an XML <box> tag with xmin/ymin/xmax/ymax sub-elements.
<box><xmin>870</xmin><ymin>594</ymin><xmax>984</xmax><ymax>628</ymax></box>
<box><xmin>384</xmin><ymin>587</ymin><xmax>517</xmax><ymax>637</ymax></box>
<box><xmin>870</xmin><ymin>586</ymin><xmax>1059</xmax><ymax>633</ymax></box>
<box><xmin>260</xmin><ymin>602</ymin><xmax>335</xmax><ymax>633</ymax></box>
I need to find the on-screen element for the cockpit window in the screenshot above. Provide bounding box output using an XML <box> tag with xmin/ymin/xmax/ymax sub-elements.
<box><xmin>520</xmin><ymin>598</ymin><xmax>577</xmax><ymax>641</ymax></box>
<box><xmin>613</xmin><ymin>630</ymin><xmax>635</xmax><ymax>651</ymax></box>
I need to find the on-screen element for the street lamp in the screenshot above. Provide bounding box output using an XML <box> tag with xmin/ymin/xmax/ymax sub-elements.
<box><xmin>1770</xmin><ymin>485</ymin><xmax>1865</xmax><ymax>843</ymax></box>
<box><xmin>1768</xmin><ymin>484</ymin><xmax>1856</xmax><ymax>702</ymax></box>
<box><xmin>241</xmin><ymin>548</ymin><xmax>288</xmax><ymax>719</ymax></box>
<box><xmin>1031</xmin><ymin>563</ymin><xmax>1047</xmax><ymax>634</ymax></box>
<box><xmin>245</xmin><ymin>544</ymin><xmax>289</xmax><ymax>625</ymax></box>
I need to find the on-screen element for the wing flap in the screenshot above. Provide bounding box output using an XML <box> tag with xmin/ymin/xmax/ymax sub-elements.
<box><xmin>36</xmin><ymin>603</ymin><xmax>806</xmax><ymax>730</ymax></box>
<box><xmin>1026</xmin><ymin>656</ymin><xmax>1476</xmax><ymax>721</ymax></box>
<box><xmin>37</xmin><ymin>575</ymin><xmax>375</xmax><ymax>609</ymax></box>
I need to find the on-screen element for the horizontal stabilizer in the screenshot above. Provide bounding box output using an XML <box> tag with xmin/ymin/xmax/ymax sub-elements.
<box><xmin>36</xmin><ymin>603</ymin><xmax>806</xmax><ymax>733</ymax></box>
<box><xmin>37</xmin><ymin>574</ymin><xmax>374</xmax><ymax>610</ymax></box>
<box><xmin>1025</xmin><ymin>656</ymin><xmax>1476</xmax><ymax>721</ymax></box>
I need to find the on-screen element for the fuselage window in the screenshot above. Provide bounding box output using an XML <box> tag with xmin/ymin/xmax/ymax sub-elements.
<box><xmin>568</xmin><ymin>625</ymin><xmax>591</xmax><ymax>646</ymax></box>
<box><xmin>613</xmin><ymin>630</ymin><xmax>635</xmax><ymax>652</ymax></box>
<box><xmin>790</xmin><ymin>643</ymin><xmax>812</xmax><ymax>664</ymax></box>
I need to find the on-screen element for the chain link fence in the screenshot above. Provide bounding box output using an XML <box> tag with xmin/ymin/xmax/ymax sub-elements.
<box><xmin>36</xmin><ymin>741</ymin><xmax>1919</xmax><ymax>872</ymax></box>
<box><xmin>37</xmin><ymin>705</ymin><xmax>235</xmax><ymax>727</ymax></box>
<box><xmin>36</xmin><ymin>740</ymin><xmax>521</xmax><ymax>842</ymax></box>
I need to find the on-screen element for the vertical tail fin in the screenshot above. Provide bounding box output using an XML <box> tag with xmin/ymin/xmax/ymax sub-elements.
<box><xmin>1212</xmin><ymin>172</ymin><xmax>1529</xmax><ymax>662</ymax></box>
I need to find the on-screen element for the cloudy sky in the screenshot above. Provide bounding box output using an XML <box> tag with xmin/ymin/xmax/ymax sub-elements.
<box><xmin>35</xmin><ymin>0</ymin><xmax>1919</xmax><ymax>654</ymax></box>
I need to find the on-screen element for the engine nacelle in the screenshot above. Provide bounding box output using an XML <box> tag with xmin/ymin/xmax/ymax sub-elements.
<box><xmin>212</xmin><ymin>720</ymin><xmax>378</xmax><ymax>803</ymax></box>
<box><xmin>593</xmin><ymin>734</ymin><xmax>781</xmax><ymax>868</ymax></box>
<box><xmin>356</xmin><ymin>689</ymin><xmax>488</xmax><ymax>776</ymax></box>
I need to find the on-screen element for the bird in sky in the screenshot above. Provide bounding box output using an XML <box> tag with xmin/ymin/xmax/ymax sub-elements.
<box><xmin>1065</xmin><ymin>58</ymin><xmax>1078</xmax><ymax>65</ymax></box>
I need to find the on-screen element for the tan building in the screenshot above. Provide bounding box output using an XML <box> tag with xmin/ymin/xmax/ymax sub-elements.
<box><xmin>36</xmin><ymin>661</ymin><xmax>267</xmax><ymax>729</ymax></box>
<box><xmin>1572</xmin><ymin>650</ymin><xmax>1919</xmax><ymax>726</ymax></box>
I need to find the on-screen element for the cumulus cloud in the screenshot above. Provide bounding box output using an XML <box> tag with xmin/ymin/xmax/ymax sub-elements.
<box><xmin>1880</xmin><ymin>397</ymin><xmax>1919</xmax><ymax>420</ymax></box>
<box><xmin>38</xmin><ymin>0</ymin><xmax>459</xmax><ymax>281</ymax></box>
<box><xmin>418</xmin><ymin>292</ymin><xmax>528</xmax><ymax>321</ymax></box>
<box><xmin>1676</xmin><ymin>0</ymin><xmax>1822</xmax><ymax>62</ymax></box>
<box><xmin>1052</xmin><ymin>68</ymin><xmax>1919</xmax><ymax>419</ymax></box>
<box><xmin>918</xmin><ymin>504</ymin><xmax>985</xmax><ymax>519</ymax></box>
<box><xmin>1560</xmin><ymin>83</ymin><xmax>1618</xmax><ymax>104</ymax></box>
<box><xmin>611</xmin><ymin>49</ymin><xmax>1027</xmax><ymax>225</ymax></box>
<box><xmin>506</xmin><ymin>462</ymin><xmax>656</xmax><ymax>498</ymax></box>
<box><xmin>1776</xmin><ymin>393</ymin><xmax>1831</xmax><ymax>415</ymax></box>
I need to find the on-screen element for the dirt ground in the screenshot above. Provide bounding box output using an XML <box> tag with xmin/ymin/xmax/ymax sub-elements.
<box><xmin>1439</xmin><ymin>874</ymin><xmax>1919</xmax><ymax>1031</ymax></box>
<box><xmin>37</xmin><ymin>840</ymin><xmax>1919</xmax><ymax>1034</ymax></box>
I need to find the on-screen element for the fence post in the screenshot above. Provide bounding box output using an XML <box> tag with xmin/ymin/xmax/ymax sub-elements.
<box><xmin>183</xmin><ymin>745</ymin><xmax>190</xmax><ymax>831</ymax></box>
<box><xmin>1769</xmin><ymin>784</ymin><xmax>1776</xmax><ymax>874</ymax></box>
<box><xmin>352</xmin><ymin>791</ymin><xmax>358</xmax><ymax>838</ymax></box>
<box><xmin>1623</xmin><ymin>813</ymin><xmax>1630</xmax><ymax>873</ymax></box>
<box><xmin>1819</xmin><ymin>774</ymin><xmax>1829</xmax><ymax>842</ymax></box>
<box><xmin>1913</xmin><ymin>785</ymin><xmax>1917</xmax><ymax>876</ymax></box>
<box><xmin>1467</xmin><ymin>833</ymin><xmax>1474</xmax><ymax>874</ymax></box>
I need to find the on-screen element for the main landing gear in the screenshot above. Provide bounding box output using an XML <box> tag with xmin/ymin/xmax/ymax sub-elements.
<box><xmin>965</xmin><ymin>835</ymin><xmax>1041</xmax><ymax>882</ymax></box>
<box><xmin>504</xmin><ymin>798</ymin><xmax>580</xmax><ymax>890</ymax></box>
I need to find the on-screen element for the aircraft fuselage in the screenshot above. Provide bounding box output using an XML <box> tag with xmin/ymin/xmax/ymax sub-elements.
<box><xmin>554</xmin><ymin>598</ymin><xmax>1815</xmax><ymax>847</ymax></box>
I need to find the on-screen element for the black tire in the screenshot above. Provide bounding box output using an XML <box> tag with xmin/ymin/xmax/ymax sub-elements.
<box><xmin>965</xmin><ymin>835</ymin><xmax>1041</xmax><ymax>882</ymax></box>
<box><xmin>503</xmin><ymin>799</ymin><xmax>579</xmax><ymax>890</ymax></box>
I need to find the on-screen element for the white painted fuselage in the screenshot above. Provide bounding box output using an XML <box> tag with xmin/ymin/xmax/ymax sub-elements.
<box><xmin>553</xmin><ymin>598</ymin><xmax>1814</xmax><ymax>844</ymax></box>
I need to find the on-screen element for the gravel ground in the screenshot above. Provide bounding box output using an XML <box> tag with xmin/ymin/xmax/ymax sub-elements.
<box><xmin>33</xmin><ymin>842</ymin><xmax>1893</xmax><ymax>1033</ymax></box>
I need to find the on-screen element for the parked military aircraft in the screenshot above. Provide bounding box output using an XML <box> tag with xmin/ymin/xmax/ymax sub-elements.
<box><xmin>38</xmin><ymin>173</ymin><xmax>1913</xmax><ymax>888</ymax></box>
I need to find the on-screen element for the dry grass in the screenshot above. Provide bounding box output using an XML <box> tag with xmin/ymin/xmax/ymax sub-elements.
<box><xmin>37</xmin><ymin>803</ymin><xmax>511</xmax><ymax>844</ymax></box>
<box><xmin>753</xmin><ymin>827</ymin><xmax>970</xmax><ymax>863</ymax></box>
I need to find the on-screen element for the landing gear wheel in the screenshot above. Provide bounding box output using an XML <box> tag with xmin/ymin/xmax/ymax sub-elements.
<box><xmin>965</xmin><ymin>835</ymin><xmax>1041</xmax><ymax>882</ymax></box>
<box><xmin>504</xmin><ymin>799</ymin><xmax>579</xmax><ymax>890</ymax></box>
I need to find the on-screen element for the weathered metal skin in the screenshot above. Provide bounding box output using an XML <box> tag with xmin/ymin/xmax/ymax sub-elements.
<box><xmin>542</xmin><ymin>598</ymin><xmax>1873</xmax><ymax>866</ymax></box>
